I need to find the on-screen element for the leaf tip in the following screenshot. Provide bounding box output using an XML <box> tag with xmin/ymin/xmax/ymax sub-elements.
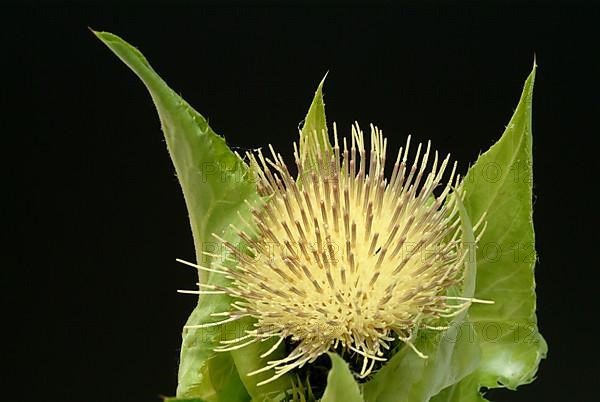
<box><xmin>526</xmin><ymin>58</ymin><xmax>537</xmax><ymax>89</ymax></box>
<box><xmin>318</xmin><ymin>71</ymin><xmax>329</xmax><ymax>92</ymax></box>
<box><xmin>90</xmin><ymin>28</ymin><xmax>117</xmax><ymax>47</ymax></box>
<box><xmin>90</xmin><ymin>28</ymin><xmax>114</xmax><ymax>44</ymax></box>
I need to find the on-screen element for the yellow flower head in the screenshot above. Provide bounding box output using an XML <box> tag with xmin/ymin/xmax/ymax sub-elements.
<box><xmin>183</xmin><ymin>123</ymin><xmax>481</xmax><ymax>386</ymax></box>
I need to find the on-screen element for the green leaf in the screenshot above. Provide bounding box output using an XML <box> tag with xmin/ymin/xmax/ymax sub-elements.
<box><xmin>362</xmin><ymin>198</ymin><xmax>480</xmax><ymax>402</ymax></box>
<box><xmin>93</xmin><ymin>30</ymin><xmax>257</xmax><ymax>283</ymax></box>
<box><xmin>229</xmin><ymin>318</ymin><xmax>292</xmax><ymax>402</ymax></box>
<box><xmin>461</xmin><ymin>64</ymin><xmax>547</xmax><ymax>392</ymax></box>
<box><xmin>206</xmin><ymin>351</ymin><xmax>250</xmax><ymax>402</ymax></box>
<box><xmin>94</xmin><ymin>31</ymin><xmax>291</xmax><ymax>401</ymax></box>
<box><xmin>176</xmin><ymin>296</ymin><xmax>247</xmax><ymax>401</ymax></box>
<box><xmin>321</xmin><ymin>353</ymin><xmax>363</xmax><ymax>402</ymax></box>
<box><xmin>298</xmin><ymin>75</ymin><xmax>332</xmax><ymax>174</ymax></box>
<box><xmin>430</xmin><ymin>372</ymin><xmax>488</xmax><ymax>402</ymax></box>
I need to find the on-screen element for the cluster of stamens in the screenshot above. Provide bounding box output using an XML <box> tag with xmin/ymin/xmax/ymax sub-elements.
<box><xmin>179</xmin><ymin>123</ymin><xmax>485</xmax><ymax>386</ymax></box>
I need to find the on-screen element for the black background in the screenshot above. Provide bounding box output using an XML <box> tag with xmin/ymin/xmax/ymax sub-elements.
<box><xmin>4</xmin><ymin>1</ymin><xmax>599</xmax><ymax>401</ymax></box>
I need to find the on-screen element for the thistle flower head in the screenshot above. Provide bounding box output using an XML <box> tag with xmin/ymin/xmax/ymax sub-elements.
<box><xmin>183</xmin><ymin>123</ymin><xmax>479</xmax><ymax>385</ymax></box>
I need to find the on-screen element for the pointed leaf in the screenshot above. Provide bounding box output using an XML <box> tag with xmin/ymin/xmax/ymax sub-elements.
<box><xmin>462</xmin><ymin>64</ymin><xmax>547</xmax><ymax>391</ymax></box>
<box><xmin>95</xmin><ymin>31</ymin><xmax>291</xmax><ymax>401</ymax></box>
<box><xmin>299</xmin><ymin>75</ymin><xmax>332</xmax><ymax>173</ymax></box>
<box><xmin>94</xmin><ymin>30</ymin><xmax>257</xmax><ymax>282</ymax></box>
<box><xmin>321</xmin><ymin>353</ymin><xmax>363</xmax><ymax>402</ymax></box>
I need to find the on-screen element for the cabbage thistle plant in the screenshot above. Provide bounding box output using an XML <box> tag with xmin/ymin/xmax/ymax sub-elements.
<box><xmin>95</xmin><ymin>31</ymin><xmax>547</xmax><ymax>402</ymax></box>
